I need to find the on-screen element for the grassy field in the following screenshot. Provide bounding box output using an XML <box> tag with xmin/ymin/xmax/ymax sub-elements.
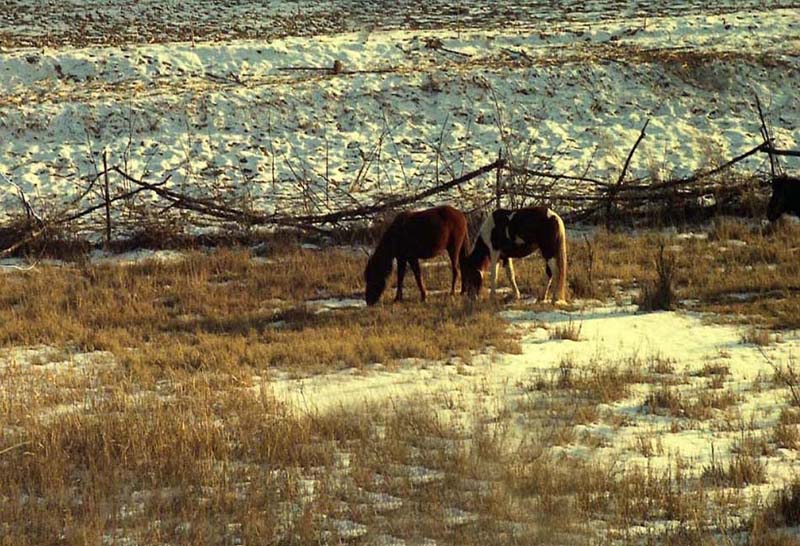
<box><xmin>2</xmin><ymin>220</ymin><xmax>800</xmax><ymax>545</ymax></box>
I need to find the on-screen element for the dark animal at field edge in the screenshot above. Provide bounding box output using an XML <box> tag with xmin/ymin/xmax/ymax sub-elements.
<box><xmin>767</xmin><ymin>176</ymin><xmax>800</xmax><ymax>222</ymax></box>
<box><xmin>364</xmin><ymin>205</ymin><xmax>470</xmax><ymax>306</ymax></box>
<box><xmin>461</xmin><ymin>207</ymin><xmax>568</xmax><ymax>304</ymax></box>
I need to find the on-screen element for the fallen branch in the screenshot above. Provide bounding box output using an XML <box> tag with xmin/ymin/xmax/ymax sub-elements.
<box><xmin>114</xmin><ymin>158</ymin><xmax>505</xmax><ymax>229</ymax></box>
<box><xmin>0</xmin><ymin>174</ymin><xmax>171</xmax><ymax>258</ymax></box>
<box><xmin>506</xmin><ymin>166</ymin><xmax>605</xmax><ymax>186</ymax></box>
<box><xmin>0</xmin><ymin>441</ymin><xmax>31</xmax><ymax>458</ymax></box>
<box><xmin>762</xmin><ymin>146</ymin><xmax>800</xmax><ymax>158</ymax></box>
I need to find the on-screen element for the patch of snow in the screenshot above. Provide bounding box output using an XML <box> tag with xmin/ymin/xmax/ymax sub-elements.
<box><xmin>444</xmin><ymin>507</ymin><xmax>478</xmax><ymax>526</ymax></box>
<box><xmin>326</xmin><ymin>518</ymin><xmax>369</xmax><ymax>540</ymax></box>
<box><xmin>305</xmin><ymin>297</ymin><xmax>365</xmax><ymax>313</ymax></box>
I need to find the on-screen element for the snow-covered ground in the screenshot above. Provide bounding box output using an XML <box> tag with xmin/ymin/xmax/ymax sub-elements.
<box><xmin>274</xmin><ymin>298</ymin><xmax>800</xmax><ymax>493</ymax></box>
<box><xmin>1</xmin><ymin>5</ymin><xmax>798</xmax><ymax>226</ymax></box>
<box><xmin>2</xmin><ymin>1</ymin><xmax>798</xmax><ymax>48</ymax></box>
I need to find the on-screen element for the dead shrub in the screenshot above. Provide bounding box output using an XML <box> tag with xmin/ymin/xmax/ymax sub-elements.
<box><xmin>638</xmin><ymin>243</ymin><xmax>678</xmax><ymax>311</ymax></box>
<box><xmin>702</xmin><ymin>451</ymin><xmax>766</xmax><ymax>488</ymax></box>
<box><xmin>644</xmin><ymin>386</ymin><xmax>738</xmax><ymax>420</ymax></box>
<box><xmin>549</xmin><ymin>319</ymin><xmax>582</xmax><ymax>341</ymax></box>
<box><xmin>742</xmin><ymin>327</ymin><xmax>773</xmax><ymax>346</ymax></box>
<box><xmin>752</xmin><ymin>480</ymin><xmax>800</xmax><ymax>543</ymax></box>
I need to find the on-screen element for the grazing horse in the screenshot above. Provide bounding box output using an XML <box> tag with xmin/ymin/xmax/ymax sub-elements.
<box><xmin>767</xmin><ymin>176</ymin><xmax>800</xmax><ymax>222</ymax></box>
<box><xmin>462</xmin><ymin>207</ymin><xmax>568</xmax><ymax>303</ymax></box>
<box><xmin>364</xmin><ymin>205</ymin><xmax>469</xmax><ymax>306</ymax></box>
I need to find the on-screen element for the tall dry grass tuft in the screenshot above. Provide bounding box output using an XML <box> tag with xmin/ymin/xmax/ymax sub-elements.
<box><xmin>638</xmin><ymin>242</ymin><xmax>678</xmax><ymax>311</ymax></box>
<box><xmin>751</xmin><ymin>479</ymin><xmax>800</xmax><ymax>545</ymax></box>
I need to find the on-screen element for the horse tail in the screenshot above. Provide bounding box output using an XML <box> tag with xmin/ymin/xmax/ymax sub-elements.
<box><xmin>554</xmin><ymin>212</ymin><xmax>568</xmax><ymax>302</ymax></box>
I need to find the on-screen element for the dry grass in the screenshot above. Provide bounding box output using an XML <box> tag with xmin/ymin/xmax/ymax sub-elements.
<box><xmin>0</xmin><ymin>248</ymin><xmax>518</xmax><ymax>381</ymax></box>
<box><xmin>529</xmin><ymin>355</ymin><xmax>645</xmax><ymax>406</ymax></box>
<box><xmin>548</xmin><ymin>319</ymin><xmax>582</xmax><ymax>341</ymax></box>
<box><xmin>701</xmin><ymin>451</ymin><xmax>767</xmax><ymax>488</ymax></box>
<box><xmin>742</xmin><ymin>327</ymin><xmax>774</xmax><ymax>347</ymax></box>
<box><xmin>644</xmin><ymin>386</ymin><xmax>739</xmax><ymax>421</ymax></box>
<box><xmin>637</xmin><ymin>242</ymin><xmax>679</xmax><ymax>311</ymax></box>
<box><xmin>774</xmin><ymin>408</ymin><xmax>800</xmax><ymax>450</ymax></box>
<box><xmin>501</xmin><ymin>221</ymin><xmax>800</xmax><ymax>326</ymax></box>
<box><xmin>749</xmin><ymin>480</ymin><xmax>800</xmax><ymax>546</ymax></box>
<box><xmin>3</xmin><ymin>224</ymin><xmax>800</xmax><ymax>544</ymax></box>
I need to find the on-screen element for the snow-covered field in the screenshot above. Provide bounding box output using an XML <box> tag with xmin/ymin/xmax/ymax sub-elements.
<box><xmin>274</xmin><ymin>302</ymin><xmax>800</xmax><ymax>489</ymax></box>
<box><xmin>3</xmin><ymin>2</ymin><xmax>800</xmax><ymax>542</ymax></box>
<box><xmin>4</xmin><ymin>285</ymin><xmax>800</xmax><ymax>542</ymax></box>
<box><xmin>0</xmin><ymin>2</ymin><xmax>798</xmax><ymax>225</ymax></box>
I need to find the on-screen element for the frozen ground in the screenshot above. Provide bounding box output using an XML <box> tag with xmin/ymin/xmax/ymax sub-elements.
<box><xmin>6</xmin><ymin>292</ymin><xmax>799</xmax><ymax>540</ymax></box>
<box><xmin>267</xmin><ymin>300</ymin><xmax>800</xmax><ymax>536</ymax></box>
<box><xmin>0</xmin><ymin>4</ymin><xmax>798</xmax><ymax>228</ymax></box>
<box><xmin>1</xmin><ymin>1</ymin><xmax>798</xmax><ymax>48</ymax></box>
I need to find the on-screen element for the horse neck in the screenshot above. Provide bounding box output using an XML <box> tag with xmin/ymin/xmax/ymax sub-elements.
<box><xmin>368</xmin><ymin>230</ymin><xmax>395</xmax><ymax>276</ymax></box>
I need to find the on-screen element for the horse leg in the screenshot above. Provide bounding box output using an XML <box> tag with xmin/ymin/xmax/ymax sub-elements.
<box><xmin>504</xmin><ymin>258</ymin><xmax>521</xmax><ymax>300</ymax></box>
<box><xmin>395</xmin><ymin>259</ymin><xmax>407</xmax><ymax>302</ymax></box>
<box><xmin>409</xmin><ymin>259</ymin><xmax>426</xmax><ymax>302</ymax></box>
<box><xmin>542</xmin><ymin>259</ymin><xmax>554</xmax><ymax>303</ymax></box>
<box><xmin>489</xmin><ymin>252</ymin><xmax>500</xmax><ymax>299</ymax></box>
<box><xmin>447</xmin><ymin>245</ymin><xmax>458</xmax><ymax>296</ymax></box>
<box><xmin>547</xmin><ymin>258</ymin><xmax>562</xmax><ymax>304</ymax></box>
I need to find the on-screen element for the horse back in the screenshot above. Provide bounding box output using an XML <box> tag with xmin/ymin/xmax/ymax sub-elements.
<box><xmin>395</xmin><ymin>206</ymin><xmax>466</xmax><ymax>259</ymax></box>
<box><xmin>491</xmin><ymin>207</ymin><xmax>560</xmax><ymax>259</ymax></box>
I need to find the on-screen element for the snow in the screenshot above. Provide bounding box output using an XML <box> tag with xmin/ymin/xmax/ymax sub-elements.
<box><xmin>269</xmin><ymin>301</ymin><xmax>800</xmax><ymax>493</ymax></box>
<box><xmin>272</xmin><ymin>305</ymin><xmax>797</xmax><ymax>411</ymax></box>
<box><xmin>305</xmin><ymin>297</ymin><xmax>365</xmax><ymax>313</ymax></box>
<box><xmin>1</xmin><ymin>6</ymin><xmax>798</xmax><ymax>229</ymax></box>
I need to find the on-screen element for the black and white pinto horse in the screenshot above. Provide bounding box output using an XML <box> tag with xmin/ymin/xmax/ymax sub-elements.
<box><xmin>767</xmin><ymin>176</ymin><xmax>800</xmax><ymax>222</ymax></box>
<box><xmin>462</xmin><ymin>207</ymin><xmax>568</xmax><ymax>303</ymax></box>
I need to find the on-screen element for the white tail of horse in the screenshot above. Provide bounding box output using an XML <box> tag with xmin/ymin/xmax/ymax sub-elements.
<box><xmin>554</xmin><ymin>212</ymin><xmax>568</xmax><ymax>303</ymax></box>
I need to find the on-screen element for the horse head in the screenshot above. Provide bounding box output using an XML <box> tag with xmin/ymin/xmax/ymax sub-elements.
<box><xmin>460</xmin><ymin>259</ymin><xmax>483</xmax><ymax>298</ymax></box>
<box><xmin>767</xmin><ymin>177</ymin><xmax>788</xmax><ymax>222</ymax></box>
<box><xmin>364</xmin><ymin>250</ymin><xmax>392</xmax><ymax>305</ymax></box>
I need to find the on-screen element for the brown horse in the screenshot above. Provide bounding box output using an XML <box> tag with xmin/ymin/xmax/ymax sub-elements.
<box><xmin>462</xmin><ymin>207</ymin><xmax>568</xmax><ymax>303</ymax></box>
<box><xmin>364</xmin><ymin>205</ymin><xmax>469</xmax><ymax>306</ymax></box>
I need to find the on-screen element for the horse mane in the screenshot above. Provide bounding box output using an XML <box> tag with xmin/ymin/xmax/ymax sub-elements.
<box><xmin>464</xmin><ymin>235</ymin><xmax>491</xmax><ymax>271</ymax></box>
<box><xmin>365</xmin><ymin>234</ymin><xmax>394</xmax><ymax>281</ymax></box>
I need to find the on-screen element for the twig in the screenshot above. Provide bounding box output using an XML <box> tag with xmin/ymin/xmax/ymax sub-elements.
<box><xmin>0</xmin><ymin>174</ymin><xmax>171</xmax><ymax>258</ymax></box>
<box><xmin>617</xmin><ymin>119</ymin><xmax>650</xmax><ymax>186</ymax></box>
<box><xmin>755</xmin><ymin>94</ymin><xmax>779</xmax><ymax>177</ymax></box>
<box><xmin>102</xmin><ymin>149</ymin><xmax>112</xmax><ymax>247</ymax></box>
<box><xmin>0</xmin><ymin>441</ymin><xmax>32</xmax><ymax>457</ymax></box>
<box><xmin>606</xmin><ymin>119</ymin><xmax>649</xmax><ymax>227</ymax></box>
<box><xmin>506</xmin><ymin>166</ymin><xmax>605</xmax><ymax>186</ymax></box>
<box><xmin>115</xmin><ymin>158</ymin><xmax>504</xmax><ymax>229</ymax></box>
<box><xmin>758</xmin><ymin>346</ymin><xmax>800</xmax><ymax>407</ymax></box>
